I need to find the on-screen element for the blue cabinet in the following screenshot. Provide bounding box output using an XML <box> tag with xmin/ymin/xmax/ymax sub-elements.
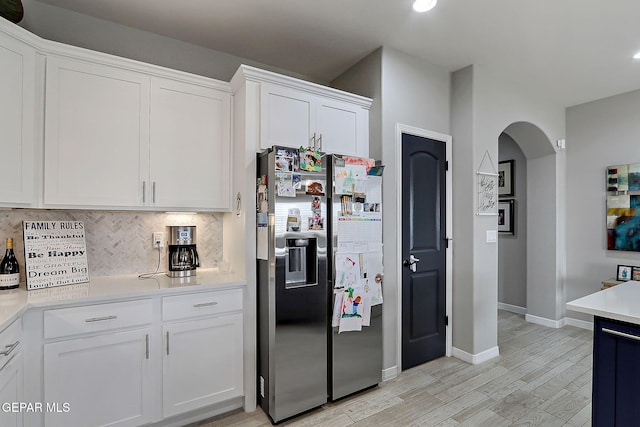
<box><xmin>593</xmin><ymin>317</ymin><xmax>640</xmax><ymax>426</ymax></box>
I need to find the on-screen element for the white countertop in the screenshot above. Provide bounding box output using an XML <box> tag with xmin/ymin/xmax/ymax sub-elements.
<box><xmin>566</xmin><ymin>280</ymin><xmax>640</xmax><ymax>324</ymax></box>
<box><xmin>0</xmin><ymin>268</ymin><xmax>245</xmax><ymax>329</ymax></box>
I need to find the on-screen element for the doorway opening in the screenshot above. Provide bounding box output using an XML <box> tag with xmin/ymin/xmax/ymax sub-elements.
<box><xmin>498</xmin><ymin>132</ymin><xmax>527</xmax><ymax>314</ymax></box>
<box><xmin>498</xmin><ymin>121</ymin><xmax>560</xmax><ymax>326</ymax></box>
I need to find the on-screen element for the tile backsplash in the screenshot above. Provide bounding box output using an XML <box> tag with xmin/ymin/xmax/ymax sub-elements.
<box><xmin>0</xmin><ymin>209</ymin><xmax>223</xmax><ymax>279</ymax></box>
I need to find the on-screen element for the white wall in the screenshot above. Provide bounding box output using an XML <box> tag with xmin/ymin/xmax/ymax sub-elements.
<box><xmin>498</xmin><ymin>133</ymin><xmax>527</xmax><ymax>309</ymax></box>
<box><xmin>331</xmin><ymin>48</ymin><xmax>382</xmax><ymax>160</ymax></box>
<box><xmin>566</xmin><ymin>89</ymin><xmax>640</xmax><ymax>321</ymax></box>
<box><xmin>333</xmin><ymin>47</ymin><xmax>451</xmax><ymax>373</ymax></box>
<box><xmin>450</xmin><ymin>66</ymin><xmax>476</xmax><ymax>354</ymax></box>
<box><xmin>381</xmin><ymin>48</ymin><xmax>451</xmax><ymax>370</ymax></box>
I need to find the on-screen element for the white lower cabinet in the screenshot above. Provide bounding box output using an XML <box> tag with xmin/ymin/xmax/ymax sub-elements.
<box><xmin>39</xmin><ymin>288</ymin><xmax>244</xmax><ymax>427</ymax></box>
<box><xmin>0</xmin><ymin>353</ymin><xmax>22</xmax><ymax>427</ymax></box>
<box><xmin>162</xmin><ymin>313</ymin><xmax>243</xmax><ymax>417</ymax></box>
<box><xmin>43</xmin><ymin>328</ymin><xmax>158</xmax><ymax>427</ymax></box>
<box><xmin>0</xmin><ymin>318</ymin><xmax>22</xmax><ymax>427</ymax></box>
<box><xmin>0</xmin><ymin>353</ymin><xmax>23</xmax><ymax>427</ymax></box>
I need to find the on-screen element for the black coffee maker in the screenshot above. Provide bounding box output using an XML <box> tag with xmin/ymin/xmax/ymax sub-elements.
<box><xmin>167</xmin><ymin>225</ymin><xmax>200</xmax><ymax>277</ymax></box>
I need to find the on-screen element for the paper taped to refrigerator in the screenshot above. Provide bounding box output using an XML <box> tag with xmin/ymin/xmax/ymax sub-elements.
<box><xmin>365</xmin><ymin>176</ymin><xmax>382</xmax><ymax>204</ymax></box>
<box><xmin>335</xmin><ymin>253</ymin><xmax>362</xmax><ymax>289</ymax></box>
<box><xmin>332</xmin><ymin>292</ymin><xmax>343</xmax><ymax>327</ymax></box>
<box><xmin>257</xmin><ymin>226</ymin><xmax>269</xmax><ymax>260</ymax></box>
<box><xmin>362</xmin><ymin>251</ymin><xmax>384</xmax><ymax>305</ymax></box>
<box><xmin>334</xmin><ymin>164</ymin><xmax>368</xmax><ymax>195</ymax></box>
<box><xmin>337</xmin><ymin>286</ymin><xmax>372</xmax><ymax>333</ymax></box>
<box><xmin>337</xmin><ymin>217</ymin><xmax>382</xmax><ymax>246</ymax></box>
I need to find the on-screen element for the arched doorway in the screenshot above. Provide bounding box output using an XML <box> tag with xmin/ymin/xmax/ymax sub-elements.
<box><xmin>498</xmin><ymin>132</ymin><xmax>527</xmax><ymax>314</ymax></box>
<box><xmin>498</xmin><ymin>121</ymin><xmax>563</xmax><ymax>325</ymax></box>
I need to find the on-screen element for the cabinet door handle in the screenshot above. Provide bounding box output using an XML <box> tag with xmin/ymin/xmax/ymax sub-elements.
<box><xmin>0</xmin><ymin>341</ymin><xmax>19</xmax><ymax>357</ymax></box>
<box><xmin>602</xmin><ymin>327</ymin><xmax>640</xmax><ymax>342</ymax></box>
<box><xmin>152</xmin><ymin>182</ymin><xmax>157</xmax><ymax>204</ymax></box>
<box><xmin>84</xmin><ymin>315</ymin><xmax>118</xmax><ymax>323</ymax></box>
<box><xmin>311</xmin><ymin>133</ymin><xmax>316</xmax><ymax>149</ymax></box>
<box><xmin>318</xmin><ymin>133</ymin><xmax>323</xmax><ymax>151</ymax></box>
<box><xmin>193</xmin><ymin>302</ymin><xmax>218</xmax><ymax>308</ymax></box>
<box><xmin>142</xmin><ymin>181</ymin><xmax>146</xmax><ymax>203</ymax></box>
<box><xmin>166</xmin><ymin>331</ymin><xmax>170</xmax><ymax>356</ymax></box>
<box><xmin>145</xmin><ymin>334</ymin><xmax>149</xmax><ymax>360</ymax></box>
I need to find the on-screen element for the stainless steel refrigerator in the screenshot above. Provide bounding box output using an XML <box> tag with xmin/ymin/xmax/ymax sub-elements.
<box><xmin>257</xmin><ymin>147</ymin><xmax>383</xmax><ymax>423</ymax></box>
<box><xmin>327</xmin><ymin>154</ymin><xmax>383</xmax><ymax>401</ymax></box>
<box><xmin>257</xmin><ymin>147</ymin><xmax>328</xmax><ymax>423</ymax></box>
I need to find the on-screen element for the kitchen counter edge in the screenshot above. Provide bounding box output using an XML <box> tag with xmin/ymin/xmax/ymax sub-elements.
<box><xmin>0</xmin><ymin>269</ymin><xmax>246</xmax><ymax>330</ymax></box>
<box><xmin>566</xmin><ymin>280</ymin><xmax>640</xmax><ymax>325</ymax></box>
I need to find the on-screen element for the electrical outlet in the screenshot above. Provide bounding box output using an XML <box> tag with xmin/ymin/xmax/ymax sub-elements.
<box><xmin>153</xmin><ymin>232</ymin><xmax>164</xmax><ymax>249</ymax></box>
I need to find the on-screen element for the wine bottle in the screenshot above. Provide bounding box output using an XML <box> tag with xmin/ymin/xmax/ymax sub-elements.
<box><xmin>0</xmin><ymin>238</ymin><xmax>19</xmax><ymax>290</ymax></box>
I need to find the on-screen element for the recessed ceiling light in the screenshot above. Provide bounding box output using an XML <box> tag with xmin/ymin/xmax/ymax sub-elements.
<box><xmin>413</xmin><ymin>0</ymin><xmax>437</xmax><ymax>13</ymax></box>
<box><xmin>633</xmin><ymin>51</ymin><xmax>640</xmax><ymax>60</ymax></box>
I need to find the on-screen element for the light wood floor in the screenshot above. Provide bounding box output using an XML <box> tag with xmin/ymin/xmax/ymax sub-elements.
<box><xmin>198</xmin><ymin>310</ymin><xmax>593</xmax><ymax>426</ymax></box>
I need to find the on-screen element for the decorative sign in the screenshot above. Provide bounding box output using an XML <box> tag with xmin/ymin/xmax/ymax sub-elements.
<box><xmin>477</xmin><ymin>172</ymin><xmax>498</xmax><ymax>216</ymax></box>
<box><xmin>23</xmin><ymin>221</ymin><xmax>89</xmax><ymax>290</ymax></box>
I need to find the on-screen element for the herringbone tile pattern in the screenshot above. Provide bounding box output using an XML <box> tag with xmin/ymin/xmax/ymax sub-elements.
<box><xmin>199</xmin><ymin>310</ymin><xmax>593</xmax><ymax>426</ymax></box>
<box><xmin>0</xmin><ymin>209</ymin><xmax>223</xmax><ymax>277</ymax></box>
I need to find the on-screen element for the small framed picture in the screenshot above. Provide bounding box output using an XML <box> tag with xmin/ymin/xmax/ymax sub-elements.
<box><xmin>498</xmin><ymin>199</ymin><xmax>515</xmax><ymax>234</ymax></box>
<box><xmin>633</xmin><ymin>267</ymin><xmax>640</xmax><ymax>281</ymax></box>
<box><xmin>498</xmin><ymin>160</ymin><xmax>515</xmax><ymax>197</ymax></box>
<box><xmin>617</xmin><ymin>265</ymin><xmax>634</xmax><ymax>281</ymax></box>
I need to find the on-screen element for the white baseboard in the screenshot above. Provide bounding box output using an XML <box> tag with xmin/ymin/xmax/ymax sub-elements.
<box><xmin>452</xmin><ymin>346</ymin><xmax>499</xmax><ymax>365</ymax></box>
<box><xmin>565</xmin><ymin>317</ymin><xmax>594</xmax><ymax>331</ymax></box>
<box><xmin>382</xmin><ymin>366</ymin><xmax>398</xmax><ymax>382</ymax></box>
<box><xmin>498</xmin><ymin>302</ymin><xmax>526</xmax><ymax>315</ymax></box>
<box><xmin>152</xmin><ymin>397</ymin><xmax>243</xmax><ymax>427</ymax></box>
<box><xmin>525</xmin><ymin>314</ymin><xmax>566</xmax><ymax>329</ymax></box>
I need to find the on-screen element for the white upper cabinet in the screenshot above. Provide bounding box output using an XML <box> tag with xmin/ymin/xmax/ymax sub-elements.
<box><xmin>150</xmin><ymin>77</ymin><xmax>231</xmax><ymax>210</ymax></box>
<box><xmin>44</xmin><ymin>56</ymin><xmax>150</xmax><ymax>207</ymax></box>
<box><xmin>43</xmin><ymin>54</ymin><xmax>232</xmax><ymax>211</ymax></box>
<box><xmin>315</xmin><ymin>97</ymin><xmax>369</xmax><ymax>156</ymax></box>
<box><xmin>260</xmin><ymin>84</ymin><xmax>315</xmax><ymax>149</ymax></box>
<box><xmin>233</xmin><ymin>65</ymin><xmax>372</xmax><ymax>157</ymax></box>
<box><xmin>0</xmin><ymin>20</ymin><xmax>235</xmax><ymax>211</ymax></box>
<box><xmin>0</xmin><ymin>31</ymin><xmax>36</xmax><ymax>206</ymax></box>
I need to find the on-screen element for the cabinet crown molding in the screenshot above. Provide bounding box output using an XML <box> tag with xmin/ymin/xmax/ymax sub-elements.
<box><xmin>0</xmin><ymin>17</ymin><xmax>231</xmax><ymax>92</ymax></box>
<box><xmin>231</xmin><ymin>64</ymin><xmax>372</xmax><ymax>109</ymax></box>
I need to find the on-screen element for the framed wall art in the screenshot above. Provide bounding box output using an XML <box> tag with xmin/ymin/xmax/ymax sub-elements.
<box><xmin>617</xmin><ymin>264</ymin><xmax>634</xmax><ymax>281</ymax></box>
<box><xmin>606</xmin><ymin>162</ymin><xmax>640</xmax><ymax>251</ymax></box>
<box><xmin>498</xmin><ymin>199</ymin><xmax>515</xmax><ymax>234</ymax></box>
<box><xmin>498</xmin><ymin>160</ymin><xmax>515</xmax><ymax>197</ymax></box>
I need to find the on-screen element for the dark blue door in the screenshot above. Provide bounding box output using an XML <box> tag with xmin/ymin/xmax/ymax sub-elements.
<box><xmin>401</xmin><ymin>133</ymin><xmax>446</xmax><ymax>370</ymax></box>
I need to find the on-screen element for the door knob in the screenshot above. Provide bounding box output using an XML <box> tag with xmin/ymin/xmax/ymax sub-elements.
<box><xmin>403</xmin><ymin>254</ymin><xmax>420</xmax><ymax>272</ymax></box>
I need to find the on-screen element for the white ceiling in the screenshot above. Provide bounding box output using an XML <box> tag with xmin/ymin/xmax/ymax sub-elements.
<box><xmin>36</xmin><ymin>0</ymin><xmax>640</xmax><ymax>107</ymax></box>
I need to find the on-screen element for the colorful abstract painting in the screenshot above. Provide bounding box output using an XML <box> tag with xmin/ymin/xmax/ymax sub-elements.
<box><xmin>606</xmin><ymin>163</ymin><xmax>640</xmax><ymax>251</ymax></box>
